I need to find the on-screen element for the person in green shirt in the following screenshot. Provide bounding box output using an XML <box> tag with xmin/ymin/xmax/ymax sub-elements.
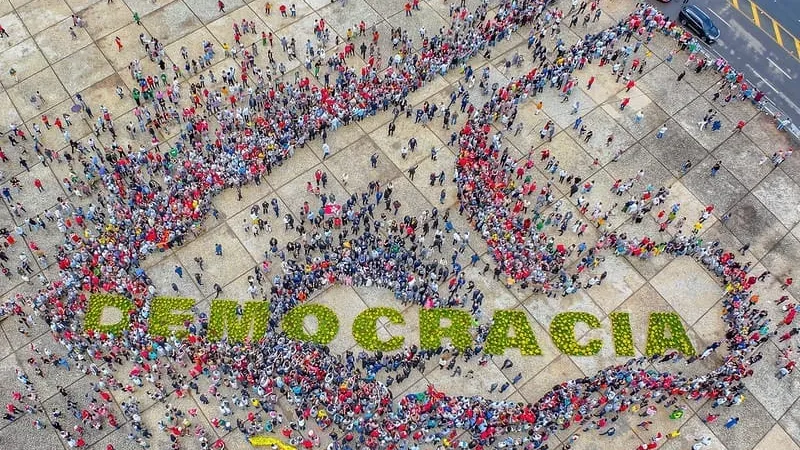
<box><xmin>132</xmin><ymin>88</ymin><xmax>140</xmax><ymax>106</ymax></box>
<box><xmin>133</xmin><ymin>12</ymin><xmax>141</xmax><ymax>25</ymax></box>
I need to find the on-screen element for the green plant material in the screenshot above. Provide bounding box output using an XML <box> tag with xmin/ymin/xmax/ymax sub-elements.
<box><xmin>352</xmin><ymin>307</ymin><xmax>406</xmax><ymax>351</ymax></box>
<box><xmin>149</xmin><ymin>297</ymin><xmax>195</xmax><ymax>338</ymax></box>
<box><xmin>645</xmin><ymin>312</ymin><xmax>696</xmax><ymax>356</ymax></box>
<box><xmin>84</xmin><ymin>294</ymin><xmax>134</xmax><ymax>335</ymax></box>
<box><xmin>281</xmin><ymin>304</ymin><xmax>340</xmax><ymax>345</ymax></box>
<box><xmin>609</xmin><ymin>312</ymin><xmax>635</xmax><ymax>356</ymax></box>
<box><xmin>549</xmin><ymin>312</ymin><xmax>603</xmax><ymax>356</ymax></box>
<box><xmin>249</xmin><ymin>436</ymin><xmax>297</xmax><ymax>449</ymax></box>
<box><xmin>209</xmin><ymin>300</ymin><xmax>270</xmax><ymax>342</ymax></box>
<box><xmin>485</xmin><ymin>310</ymin><xmax>542</xmax><ymax>355</ymax></box>
<box><xmin>419</xmin><ymin>308</ymin><xmax>473</xmax><ymax>351</ymax></box>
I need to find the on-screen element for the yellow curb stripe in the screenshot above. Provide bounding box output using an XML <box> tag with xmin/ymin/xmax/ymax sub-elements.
<box><xmin>772</xmin><ymin>19</ymin><xmax>784</xmax><ymax>46</ymax></box>
<box><xmin>729</xmin><ymin>0</ymin><xmax>800</xmax><ymax>60</ymax></box>
<box><xmin>750</xmin><ymin>1</ymin><xmax>761</xmax><ymax>27</ymax></box>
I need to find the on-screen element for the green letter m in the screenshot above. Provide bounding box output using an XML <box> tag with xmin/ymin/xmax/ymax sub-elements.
<box><xmin>209</xmin><ymin>300</ymin><xmax>270</xmax><ymax>343</ymax></box>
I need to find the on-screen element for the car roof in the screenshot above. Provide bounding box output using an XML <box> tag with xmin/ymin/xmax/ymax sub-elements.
<box><xmin>684</xmin><ymin>5</ymin><xmax>713</xmax><ymax>25</ymax></box>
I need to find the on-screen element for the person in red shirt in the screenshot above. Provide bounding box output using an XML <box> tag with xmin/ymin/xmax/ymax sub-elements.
<box><xmin>779</xmin><ymin>360</ymin><xmax>796</xmax><ymax>378</ymax></box>
<box><xmin>782</xmin><ymin>277</ymin><xmax>794</xmax><ymax>290</ymax></box>
<box><xmin>404</xmin><ymin>2</ymin><xmax>412</xmax><ymax>16</ymax></box>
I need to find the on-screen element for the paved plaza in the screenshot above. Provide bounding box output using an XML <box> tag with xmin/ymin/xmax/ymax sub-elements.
<box><xmin>0</xmin><ymin>0</ymin><xmax>799</xmax><ymax>449</ymax></box>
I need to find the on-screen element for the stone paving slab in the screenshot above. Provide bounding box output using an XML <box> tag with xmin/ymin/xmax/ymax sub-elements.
<box><xmin>752</xmin><ymin>169</ymin><xmax>800</xmax><ymax>228</ymax></box>
<box><xmin>637</xmin><ymin>60</ymin><xmax>700</xmax><ymax>115</ymax></box>
<box><xmin>753</xmin><ymin>424</ymin><xmax>800</xmax><ymax>450</ymax></box>
<box><xmin>711</xmin><ymin>132</ymin><xmax>772</xmax><ymax>190</ymax></box>
<box><xmin>697</xmin><ymin>388</ymin><xmax>775</xmax><ymax>450</ymax></box>
<box><xmin>725</xmin><ymin>193</ymin><xmax>788</xmax><ymax>260</ymax></box>
<box><xmin>0</xmin><ymin>38</ymin><xmax>49</xmax><ymax>87</ymax></box>
<box><xmin>681</xmin><ymin>154</ymin><xmax>749</xmax><ymax>215</ymax></box>
<box><xmin>6</xmin><ymin>67</ymin><xmax>70</xmax><ymax>121</ymax></box>
<box><xmin>743</xmin><ymin>341</ymin><xmax>800</xmax><ymax>420</ymax></box>
<box><xmin>779</xmin><ymin>397</ymin><xmax>800</xmax><ymax>448</ymax></box>
<box><xmin>52</xmin><ymin>44</ymin><xmax>116</xmax><ymax>94</ymax></box>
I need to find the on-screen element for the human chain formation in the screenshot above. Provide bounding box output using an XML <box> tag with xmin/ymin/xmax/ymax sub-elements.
<box><xmin>0</xmin><ymin>1</ymin><xmax>791</xmax><ymax>449</ymax></box>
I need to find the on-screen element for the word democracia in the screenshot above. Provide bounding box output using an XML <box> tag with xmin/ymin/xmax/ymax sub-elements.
<box><xmin>86</xmin><ymin>294</ymin><xmax>696</xmax><ymax>357</ymax></box>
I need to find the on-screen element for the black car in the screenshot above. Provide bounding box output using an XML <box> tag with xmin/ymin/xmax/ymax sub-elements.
<box><xmin>679</xmin><ymin>5</ymin><xmax>721</xmax><ymax>43</ymax></box>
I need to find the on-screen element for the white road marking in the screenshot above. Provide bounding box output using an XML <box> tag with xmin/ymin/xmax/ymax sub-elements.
<box><xmin>708</xmin><ymin>9</ymin><xmax>732</xmax><ymax>28</ymax></box>
<box><xmin>747</xmin><ymin>64</ymin><xmax>800</xmax><ymax>116</ymax></box>
<box><xmin>746</xmin><ymin>64</ymin><xmax>779</xmax><ymax>92</ymax></box>
<box><xmin>767</xmin><ymin>57</ymin><xmax>792</xmax><ymax>78</ymax></box>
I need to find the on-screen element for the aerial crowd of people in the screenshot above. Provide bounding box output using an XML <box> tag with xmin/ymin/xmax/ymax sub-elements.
<box><xmin>0</xmin><ymin>0</ymin><xmax>794</xmax><ymax>449</ymax></box>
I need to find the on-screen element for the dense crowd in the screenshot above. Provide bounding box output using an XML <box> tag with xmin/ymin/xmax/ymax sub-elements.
<box><xmin>0</xmin><ymin>0</ymin><xmax>790</xmax><ymax>449</ymax></box>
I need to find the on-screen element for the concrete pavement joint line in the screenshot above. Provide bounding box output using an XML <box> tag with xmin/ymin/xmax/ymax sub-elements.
<box><xmin>777</xmin><ymin>393</ymin><xmax>800</xmax><ymax>433</ymax></box>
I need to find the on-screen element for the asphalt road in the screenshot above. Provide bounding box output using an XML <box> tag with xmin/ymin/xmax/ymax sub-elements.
<box><xmin>754</xmin><ymin>0</ymin><xmax>800</xmax><ymax>36</ymax></box>
<box><xmin>657</xmin><ymin>0</ymin><xmax>800</xmax><ymax>123</ymax></box>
